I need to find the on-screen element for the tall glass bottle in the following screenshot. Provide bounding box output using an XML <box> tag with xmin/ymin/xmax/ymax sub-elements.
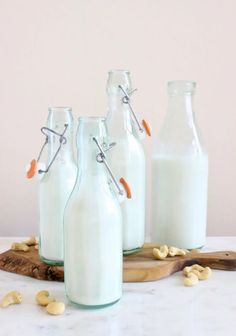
<box><xmin>152</xmin><ymin>81</ymin><xmax>208</xmax><ymax>249</ymax></box>
<box><xmin>106</xmin><ymin>70</ymin><xmax>146</xmax><ymax>254</ymax></box>
<box><xmin>64</xmin><ymin>117</ymin><xmax>124</xmax><ymax>308</ymax></box>
<box><xmin>39</xmin><ymin>107</ymin><xmax>77</xmax><ymax>265</ymax></box>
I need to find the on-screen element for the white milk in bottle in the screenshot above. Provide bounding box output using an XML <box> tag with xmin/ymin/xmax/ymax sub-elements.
<box><xmin>106</xmin><ymin>70</ymin><xmax>150</xmax><ymax>254</ymax></box>
<box><xmin>64</xmin><ymin>117</ymin><xmax>124</xmax><ymax>307</ymax></box>
<box><xmin>152</xmin><ymin>81</ymin><xmax>208</xmax><ymax>249</ymax></box>
<box><xmin>39</xmin><ymin>107</ymin><xmax>77</xmax><ymax>265</ymax></box>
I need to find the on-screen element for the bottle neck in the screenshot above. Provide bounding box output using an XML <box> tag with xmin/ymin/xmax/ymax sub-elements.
<box><xmin>78</xmin><ymin>145</ymin><xmax>105</xmax><ymax>177</ymax></box>
<box><xmin>157</xmin><ymin>91</ymin><xmax>205</xmax><ymax>156</ymax></box>
<box><xmin>46</xmin><ymin>107</ymin><xmax>75</xmax><ymax>164</ymax></box>
<box><xmin>75</xmin><ymin>148</ymin><xmax>111</xmax><ymax>197</ymax></box>
<box><xmin>166</xmin><ymin>81</ymin><xmax>196</xmax><ymax>125</ymax></box>
<box><xmin>167</xmin><ymin>94</ymin><xmax>195</xmax><ymax>123</ymax></box>
<box><xmin>48</xmin><ymin>130</ymin><xmax>74</xmax><ymax>163</ymax></box>
<box><xmin>76</xmin><ymin>118</ymin><xmax>108</xmax><ymax>178</ymax></box>
<box><xmin>106</xmin><ymin>70</ymin><xmax>134</xmax><ymax>136</ymax></box>
<box><xmin>107</xmin><ymin>94</ymin><xmax>133</xmax><ymax>135</ymax></box>
<box><xmin>166</xmin><ymin>95</ymin><xmax>195</xmax><ymax>130</ymax></box>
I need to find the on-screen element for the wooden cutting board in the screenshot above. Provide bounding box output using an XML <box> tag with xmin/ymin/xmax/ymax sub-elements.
<box><xmin>0</xmin><ymin>243</ymin><xmax>236</xmax><ymax>282</ymax></box>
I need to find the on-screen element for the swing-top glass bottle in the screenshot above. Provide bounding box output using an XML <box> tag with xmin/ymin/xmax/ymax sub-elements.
<box><xmin>64</xmin><ymin>117</ymin><xmax>130</xmax><ymax>307</ymax></box>
<box><xmin>106</xmin><ymin>70</ymin><xmax>149</xmax><ymax>254</ymax></box>
<box><xmin>39</xmin><ymin>107</ymin><xmax>77</xmax><ymax>265</ymax></box>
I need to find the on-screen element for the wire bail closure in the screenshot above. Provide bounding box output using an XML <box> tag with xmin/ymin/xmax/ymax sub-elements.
<box><xmin>38</xmin><ymin>124</ymin><xmax>68</xmax><ymax>174</ymax></box>
<box><xmin>118</xmin><ymin>85</ymin><xmax>144</xmax><ymax>134</ymax></box>
<box><xmin>93</xmin><ymin>137</ymin><xmax>125</xmax><ymax>197</ymax></box>
<box><xmin>118</xmin><ymin>85</ymin><xmax>151</xmax><ymax>137</ymax></box>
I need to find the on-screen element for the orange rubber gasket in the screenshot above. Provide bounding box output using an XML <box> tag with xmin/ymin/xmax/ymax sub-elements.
<box><xmin>120</xmin><ymin>177</ymin><xmax>132</xmax><ymax>199</ymax></box>
<box><xmin>27</xmin><ymin>159</ymin><xmax>37</xmax><ymax>179</ymax></box>
<box><xmin>142</xmin><ymin>119</ymin><xmax>151</xmax><ymax>137</ymax></box>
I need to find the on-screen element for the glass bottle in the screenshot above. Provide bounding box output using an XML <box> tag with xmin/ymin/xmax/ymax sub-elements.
<box><xmin>64</xmin><ymin>117</ymin><xmax>125</xmax><ymax>308</ymax></box>
<box><xmin>152</xmin><ymin>81</ymin><xmax>208</xmax><ymax>249</ymax></box>
<box><xmin>106</xmin><ymin>70</ymin><xmax>148</xmax><ymax>254</ymax></box>
<box><xmin>39</xmin><ymin>107</ymin><xmax>77</xmax><ymax>265</ymax></box>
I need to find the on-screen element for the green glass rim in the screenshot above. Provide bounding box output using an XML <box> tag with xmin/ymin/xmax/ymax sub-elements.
<box><xmin>108</xmin><ymin>69</ymin><xmax>130</xmax><ymax>74</ymax></box>
<box><xmin>48</xmin><ymin>106</ymin><xmax>72</xmax><ymax>112</ymax></box>
<box><xmin>168</xmin><ymin>80</ymin><xmax>196</xmax><ymax>94</ymax></box>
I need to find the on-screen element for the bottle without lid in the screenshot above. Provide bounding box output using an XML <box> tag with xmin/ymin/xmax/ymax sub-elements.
<box><xmin>152</xmin><ymin>81</ymin><xmax>208</xmax><ymax>249</ymax></box>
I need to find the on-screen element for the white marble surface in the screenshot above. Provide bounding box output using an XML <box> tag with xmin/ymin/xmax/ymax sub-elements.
<box><xmin>0</xmin><ymin>237</ymin><xmax>236</xmax><ymax>336</ymax></box>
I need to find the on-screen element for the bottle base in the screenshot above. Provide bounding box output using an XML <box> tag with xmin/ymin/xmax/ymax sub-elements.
<box><xmin>39</xmin><ymin>254</ymin><xmax>64</xmax><ymax>266</ymax></box>
<box><xmin>151</xmin><ymin>236</ymin><xmax>205</xmax><ymax>251</ymax></box>
<box><xmin>67</xmin><ymin>297</ymin><xmax>121</xmax><ymax>309</ymax></box>
<box><xmin>187</xmin><ymin>244</ymin><xmax>204</xmax><ymax>251</ymax></box>
<box><xmin>123</xmin><ymin>246</ymin><xmax>142</xmax><ymax>256</ymax></box>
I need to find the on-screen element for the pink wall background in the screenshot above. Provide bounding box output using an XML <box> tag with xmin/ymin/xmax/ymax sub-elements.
<box><xmin>0</xmin><ymin>0</ymin><xmax>235</xmax><ymax>236</ymax></box>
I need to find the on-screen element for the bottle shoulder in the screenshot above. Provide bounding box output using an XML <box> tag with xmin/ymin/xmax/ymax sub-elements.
<box><xmin>153</xmin><ymin>121</ymin><xmax>207</xmax><ymax>156</ymax></box>
<box><xmin>108</xmin><ymin>130</ymin><xmax>143</xmax><ymax>148</ymax></box>
<box><xmin>108</xmin><ymin>136</ymin><xmax>145</xmax><ymax>165</ymax></box>
<box><xmin>65</xmin><ymin>178</ymin><xmax>121</xmax><ymax>216</ymax></box>
<box><xmin>39</xmin><ymin>163</ymin><xmax>77</xmax><ymax>184</ymax></box>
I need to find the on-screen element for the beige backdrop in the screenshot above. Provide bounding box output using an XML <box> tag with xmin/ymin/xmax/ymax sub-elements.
<box><xmin>0</xmin><ymin>0</ymin><xmax>235</xmax><ymax>236</ymax></box>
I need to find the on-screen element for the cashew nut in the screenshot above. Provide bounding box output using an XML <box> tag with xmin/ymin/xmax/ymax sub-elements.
<box><xmin>11</xmin><ymin>242</ymin><xmax>29</xmax><ymax>252</ymax></box>
<box><xmin>190</xmin><ymin>269</ymin><xmax>202</xmax><ymax>278</ymax></box>
<box><xmin>0</xmin><ymin>291</ymin><xmax>22</xmax><ymax>308</ymax></box>
<box><xmin>183</xmin><ymin>264</ymin><xmax>205</xmax><ymax>276</ymax></box>
<box><xmin>183</xmin><ymin>264</ymin><xmax>212</xmax><ymax>286</ymax></box>
<box><xmin>22</xmin><ymin>236</ymin><xmax>37</xmax><ymax>246</ymax></box>
<box><xmin>196</xmin><ymin>266</ymin><xmax>212</xmax><ymax>280</ymax></box>
<box><xmin>36</xmin><ymin>290</ymin><xmax>55</xmax><ymax>306</ymax></box>
<box><xmin>46</xmin><ymin>302</ymin><xmax>65</xmax><ymax>315</ymax></box>
<box><xmin>153</xmin><ymin>245</ymin><xmax>169</xmax><ymax>260</ymax></box>
<box><xmin>168</xmin><ymin>246</ymin><xmax>186</xmax><ymax>257</ymax></box>
<box><xmin>183</xmin><ymin>272</ymin><xmax>199</xmax><ymax>286</ymax></box>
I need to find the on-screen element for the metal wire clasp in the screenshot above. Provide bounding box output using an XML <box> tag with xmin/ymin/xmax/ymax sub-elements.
<box><xmin>118</xmin><ymin>85</ymin><xmax>151</xmax><ymax>137</ymax></box>
<box><xmin>92</xmin><ymin>137</ymin><xmax>125</xmax><ymax>197</ymax></box>
<box><xmin>118</xmin><ymin>85</ymin><xmax>144</xmax><ymax>133</ymax></box>
<box><xmin>37</xmin><ymin>124</ymin><xmax>68</xmax><ymax>174</ymax></box>
<box><xmin>26</xmin><ymin>124</ymin><xmax>69</xmax><ymax>178</ymax></box>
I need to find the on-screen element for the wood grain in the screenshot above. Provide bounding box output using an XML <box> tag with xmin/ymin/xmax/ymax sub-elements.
<box><xmin>0</xmin><ymin>247</ymin><xmax>64</xmax><ymax>281</ymax></box>
<box><xmin>123</xmin><ymin>243</ymin><xmax>236</xmax><ymax>282</ymax></box>
<box><xmin>0</xmin><ymin>243</ymin><xmax>235</xmax><ymax>282</ymax></box>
